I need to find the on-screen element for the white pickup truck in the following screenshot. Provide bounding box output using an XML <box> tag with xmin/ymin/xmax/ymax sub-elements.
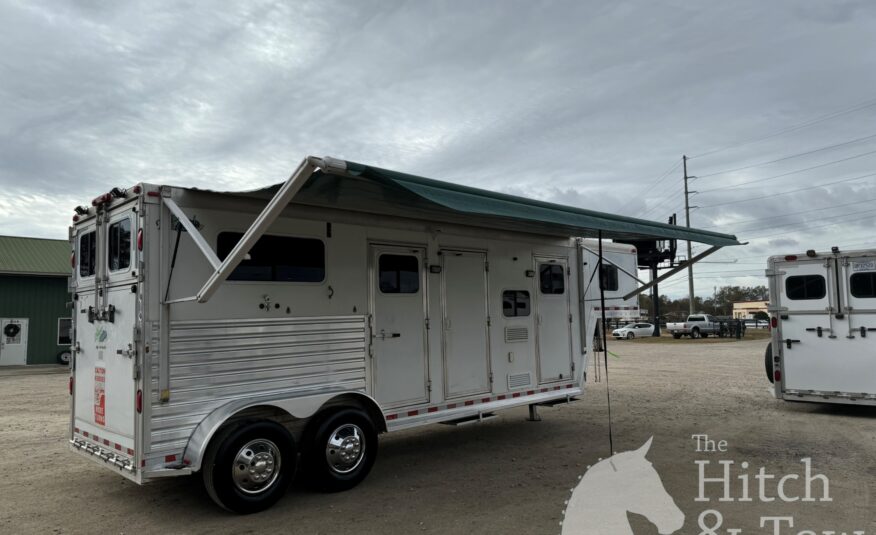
<box><xmin>666</xmin><ymin>314</ymin><xmax>721</xmax><ymax>339</ymax></box>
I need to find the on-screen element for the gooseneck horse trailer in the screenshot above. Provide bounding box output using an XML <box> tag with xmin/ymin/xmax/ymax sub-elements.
<box><xmin>67</xmin><ymin>156</ymin><xmax>739</xmax><ymax>513</ymax></box>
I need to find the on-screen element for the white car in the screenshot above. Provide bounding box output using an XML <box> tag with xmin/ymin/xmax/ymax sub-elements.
<box><xmin>612</xmin><ymin>323</ymin><xmax>654</xmax><ymax>339</ymax></box>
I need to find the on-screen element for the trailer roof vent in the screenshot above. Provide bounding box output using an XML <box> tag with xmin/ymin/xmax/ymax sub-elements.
<box><xmin>505</xmin><ymin>326</ymin><xmax>529</xmax><ymax>343</ymax></box>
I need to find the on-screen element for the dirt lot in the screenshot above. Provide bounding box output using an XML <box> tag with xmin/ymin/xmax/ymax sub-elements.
<box><xmin>1</xmin><ymin>339</ymin><xmax>873</xmax><ymax>534</ymax></box>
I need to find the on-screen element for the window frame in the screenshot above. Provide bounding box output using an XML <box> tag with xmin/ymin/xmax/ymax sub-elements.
<box><xmin>107</xmin><ymin>216</ymin><xmax>133</xmax><ymax>273</ymax></box>
<box><xmin>78</xmin><ymin>230</ymin><xmax>97</xmax><ymax>279</ymax></box>
<box><xmin>599</xmin><ymin>264</ymin><xmax>619</xmax><ymax>292</ymax></box>
<box><xmin>216</xmin><ymin>230</ymin><xmax>327</xmax><ymax>285</ymax></box>
<box><xmin>850</xmin><ymin>271</ymin><xmax>876</xmax><ymax>299</ymax></box>
<box><xmin>539</xmin><ymin>263</ymin><xmax>566</xmax><ymax>295</ymax></box>
<box><xmin>502</xmin><ymin>289</ymin><xmax>532</xmax><ymax>318</ymax></box>
<box><xmin>57</xmin><ymin>318</ymin><xmax>72</xmax><ymax>346</ymax></box>
<box><xmin>377</xmin><ymin>253</ymin><xmax>421</xmax><ymax>294</ymax></box>
<box><xmin>785</xmin><ymin>274</ymin><xmax>827</xmax><ymax>301</ymax></box>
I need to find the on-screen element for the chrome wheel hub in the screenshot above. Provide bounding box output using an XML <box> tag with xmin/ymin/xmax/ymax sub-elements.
<box><xmin>232</xmin><ymin>439</ymin><xmax>281</xmax><ymax>494</ymax></box>
<box><xmin>325</xmin><ymin>423</ymin><xmax>365</xmax><ymax>474</ymax></box>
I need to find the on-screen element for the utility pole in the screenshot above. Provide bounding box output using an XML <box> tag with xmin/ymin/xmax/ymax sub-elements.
<box><xmin>683</xmin><ymin>155</ymin><xmax>695</xmax><ymax>314</ymax></box>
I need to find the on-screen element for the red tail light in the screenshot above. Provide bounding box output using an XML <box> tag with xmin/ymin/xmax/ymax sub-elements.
<box><xmin>91</xmin><ymin>192</ymin><xmax>112</xmax><ymax>206</ymax></box>
<box><xmin>770</xmin><ymin>316</ymin><xmax>778</xmax><ymax>328</ymax></box>
<box><xmin>773</xmin><ymin>370</ymin><xmax>782</xmax><ymax>382</ymax></box>
<box><xmin>137</xmin><ymin>228</ymin><xmax>143</xmax><ymax>251</ymax></box>
<box><xmin>72</xmin><ymin>215</ymin><xmax>80</xmax><ymax>222</ymax></box>
<box><xmin>69</xmin><ymin>377</ymin><xmax>74</xmax><ymax>395</ymax></box>
<box><xmin>136</xmin><ymin>389</ymin><xmax>143</xmax><ymax>413</ymax></box>
<box><xmin>784</xmin><ymin>255</ymin><xmax>797</xmax><ymax>261</ymax></box>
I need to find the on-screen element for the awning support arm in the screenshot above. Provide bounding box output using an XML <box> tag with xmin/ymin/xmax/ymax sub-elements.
<box><xmin>161</xmin><ymin>156</ymin><xmax>323</xmax><ymax>304</ymax></box>
<box><xmin>621</xmin><ymin>245</ymin><xmax>723</xmax><ymax>301</ymax></box>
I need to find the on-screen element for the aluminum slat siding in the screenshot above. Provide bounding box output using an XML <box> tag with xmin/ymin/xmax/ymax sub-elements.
<box><xmin>149</xmin><ymin>315</ymin><xmax>367</xmax><ymax>459</ymax></box>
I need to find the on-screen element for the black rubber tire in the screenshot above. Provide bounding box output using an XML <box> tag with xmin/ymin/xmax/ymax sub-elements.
<box><xmin>672</xmin><ymin>333</ymin><xmax>682</xmax><ymax>339</ymax></box>
<box><xmin>57</xmin><ymin>350</ymin><xmax>72</xmax><ymax>365</ymax></box>
<box><xmin>626</xmin><ymin>332</ymin><xmax>635</xmax><ymax>340</ymax></box>
<box><xmin>691</xmin><ymin>328</ymin><xmax>701</xmax><ymax>339</ymax></box>
<box><xmin>765</xmin><ymin>344</ymin><xmax>774</xmax><ymax>384</ymax></box>
<box><xmin>303</xmin><ymin>408</ymin><xmax>378</xmax><ymax>493</ymax></box>
<box><xmin>202</xmin><ymin>420</ymin><xmax>296</xmax><ymax>514</ymax></box>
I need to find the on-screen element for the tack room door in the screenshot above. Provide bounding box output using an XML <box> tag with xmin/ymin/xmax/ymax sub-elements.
<box><xmin>441</xmin><ymin>250</ymin><xmax>491</xmax><ymax>398</ymax></box>
<box><xmin>534</xmin><ymin>257</ymin><xmax>573</xmax><ymax>384</ymax></box>
<box><xmin>370</xmin><ymin>245</ymin><xmax>429</xmax><ymax>408</ymax></box>
<box><xmin>0</xmin><ymin>318</ymin><xmax>28</xmax><ymax>366</ymax></box>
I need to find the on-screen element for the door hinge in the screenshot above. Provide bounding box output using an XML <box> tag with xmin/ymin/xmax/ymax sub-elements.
<box><xmin>569</xmin><ymin>314</ymin><xmax>573</xmax><ymax>323</ymax></box>
<box><xmin>132</xmin><ymin>364</ymin><xmax>141</xmax><ymax>381</ymax></box>
<box><xmin>571</xmin><ymin>360</ymin><xmax>575</xmax><ymax>372</ymax></box>
<box><xmin>425</xmin><ymin>317</ymin><xmax>430</xmax><ymax>330</ymax></box>
<box><xmin>485</xmin><ymin>261</ymin><xmax>490</xmax><ymax>272</ymax></box>
<box><xmin>427</xmin><ymin>379</ymin><xmax>432</xmax><ymax>392</ymax></box>
<box><xmin>487</xmin><ymin>316</ymin><xmax>491</xmax><ymax>327</ymax></box>
<box><xmin>489</xmin><ymin>372</ymin><xmax>493</xmax><ymax>383</ymax></box>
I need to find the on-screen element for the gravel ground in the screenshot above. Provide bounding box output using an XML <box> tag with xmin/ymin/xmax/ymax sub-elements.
<box><xmin>0</xmin><ymin>339</ymin><xmax>873</xmax><ymax>534</ymax></box>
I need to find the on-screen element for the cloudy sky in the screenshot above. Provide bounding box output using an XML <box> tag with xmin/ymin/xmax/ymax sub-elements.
<box><xmin>2</xmin><ymin>0</ymin><xmax>875</xmax><ymax>297</ymax></box>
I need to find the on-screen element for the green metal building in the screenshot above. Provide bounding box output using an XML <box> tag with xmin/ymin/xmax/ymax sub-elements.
<box><xmin>0</xmin><ymin>235</ymin><xmax>71</xmax><ymax>365</ymax></box>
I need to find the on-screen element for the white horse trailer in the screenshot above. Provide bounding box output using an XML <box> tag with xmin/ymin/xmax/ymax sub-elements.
<box><xmin>67</xmin><ymin>156</ymin><xmax>738</xmax><ymax>513</ymax></box>
<box><xmin>580</xmin><ymin>240</ymin><xmax>641</xmax><ymax>349</ymax></box>
<box><xmin>766</xmin><ymin>247</ymin><xmax>876</xmax><ymax>406</ymax></box>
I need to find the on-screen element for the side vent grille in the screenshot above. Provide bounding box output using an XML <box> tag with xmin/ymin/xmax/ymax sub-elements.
<box><xmin>505</xmin><ymin>326</ymin><xmax>528</xmax><ymax>343</ymax></box>
<box><xmin>508</xmin><ymin>372</ymin><xmax>531</xmax><ymax>390</ymax></box>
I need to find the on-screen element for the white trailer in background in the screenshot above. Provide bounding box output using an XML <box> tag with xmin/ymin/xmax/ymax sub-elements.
<box><xmin>66</xmin><ymin>155</ymin><xmax>738</xmax><ymax>513</ymax></box>
<box><xmin>580</xmin><ymin>240</ymin><xmax>641</xmax><ymax>350</ymax></box>
<box><xmin>766</xmin><ymin>247</ymin><xmax>876</xmax><ymax>406</ymax></box>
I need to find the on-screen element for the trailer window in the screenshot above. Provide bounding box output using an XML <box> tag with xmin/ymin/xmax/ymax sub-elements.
<box><xmin>79</xmin><ymin>231</ymin><xmax>96</xmax><ymax>277</ymax></box>
<box><xmin>58</xmin><ymin>318</ymin><xmax>72</xmax><ymax>345</ymax></box>
<box><xmin>539</xmin><ymin>264</ymin><xmax>565</xmax><ymax>294</ymax></box>
<box><xmin>503</xmin><ymin>290</ymin><xmax>531</xmax><ymax>317</ymax></box>
<box><xmin>108</xmin><ymin>218</ymin><xmax>131</xmax><ymax>272</ymax></box>
<box><xmin>850</xmin><ymin>272</ymin><xmax>876</xmax><ymax>298</ymax></box>
<box><xmin>217</xmin><ymin>232</ymin><xmax>325</xmax><ymax>282</ymax></box>
<box><xmin>785</xmin><ymin>275</ymin><xmax>826</xmax><ymax>300</ymax></box>
<box><xmin>378</xmin><ymin>254</ymin><xmax>419</xmax><ymax>293</ymax></box>
<box><xmin>599</xmin><ymin>264</ymin><xmax>619</xmax><ymax>291</ymax></box>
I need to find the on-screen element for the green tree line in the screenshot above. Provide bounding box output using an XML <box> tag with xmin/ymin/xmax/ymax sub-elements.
<box><xmin>639</xmin><ymin>285</ymin><xmax>769</xmax><ymax>322</ymax></box>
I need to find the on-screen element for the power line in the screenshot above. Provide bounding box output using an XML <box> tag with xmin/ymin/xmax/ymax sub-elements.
<box><xmin>712</xmin><ymin>206</ymin><xmax>876</xmax><ymax>236</ymax></box>
<box><xmin>626</xmin><ymin>158</ymin><xmax>683</xmax><ymax>208</ymax></box>
<box><xmin>742</xmin><ymin>212</ymin><xmax>876</xmax><ymax>241</ymax></box>
<box><xmin>696</xmin><ymin>132</ymin><xmax>876</xmax><ymax>178</ymax></box>
<box><xmin>690</xmin><ymin>96</ymin><xmax>876</xmax><ymax>159</ymax></box>
<box><xmin>698</xmin><ymin>147</ymin><xmax>876</xmax><ymax>193</ymax></box>
<box><xmin>638</xmin><ymin>183</ymin><xmax>685</xmax><ymax>218</ymax></box>
<box><xmin>699</xmin><ymin>171</ymin><xmax>876</xmax><ymax>209</ymax></box>
<box><xmin>700</xmin><ymin>196</ymin><xmax>876</xmax><ymax>230</ymax></box>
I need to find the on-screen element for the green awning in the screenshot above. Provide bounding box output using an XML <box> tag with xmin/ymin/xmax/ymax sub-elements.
<box><xmin>341</xmin><ymin>160</ymin><xmax>740</xmax><ymax>247</ymax></box>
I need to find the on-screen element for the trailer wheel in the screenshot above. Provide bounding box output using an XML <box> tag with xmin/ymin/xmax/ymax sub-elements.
<box><xmin>202</xmin><ymin>420</ymin><xmax>296</xmax><ymax>514</ymax></box>
<box><xmin>303</xmin><ymin>408</ymin><xmax>378</xmax><ymax>492</ymax></box>
<box><xmin>765</xmin><ymin>344</ymin><xmax>774</xmax><ymax>384</ymax></box>
<box><xmin>691</xmin><ymin>328</ymin><xmax>701</xmax><ymax>339</ymax></box>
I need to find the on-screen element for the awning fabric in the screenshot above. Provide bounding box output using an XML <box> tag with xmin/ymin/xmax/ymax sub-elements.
<box><xmin>340</xmin><ymin>160</ymin><xmax>740</xmax><ymax>247</ymax></box>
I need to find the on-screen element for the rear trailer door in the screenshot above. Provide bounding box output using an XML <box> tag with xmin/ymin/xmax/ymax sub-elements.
<box><xmin>841</xmin><ymin>253</ymin><xmax>876</xmax><ymax>394</ymax></box>
<box><xmin>777</xmin><ymin>257</ymin><xmax>847</xmax><ymax>393</ymax></box>
<box><xmin>72</xmin><ymin>206</ymin><xmax>139</xmax><ymax>458</ymax></box>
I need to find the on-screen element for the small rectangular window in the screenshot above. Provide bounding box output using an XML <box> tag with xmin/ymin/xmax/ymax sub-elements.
<box><xmin>218</xmin><ymin>232</ymin><xmax>325</xmax><ymax>282</ymax></box>
<box><xmin>599</xmin><ymin>264</ymin><xmax>619</xmax><ymax>292</ymax></box>
<box><xmin>689</xmin><ymin>316</ymin><xmax>705</xmax><ymax>322</ymax></box>
<box><xmin>108</xmin><ymin>218</ymin><xmax>132</xmax><ymax>272</ymax></box>
<box><xmin>503</xmin><ymin>290</ymin><xmax>531</xmax><ymax>317</ymax></box>
<box><xmin>79</xmin><ymin>231</ymin><xmax>96</xmax><ymax>277</ymax></box>
<box><xmin>539</xmin><ymin>264</ymin><xmax>565</xmax><ymax>294</ymax></box>
<box><xmin>58</xmin><ymin>318</ymin><xmax>72</xmax><ymax>346</ymax></box>
<box><xmin>850</xmin><ymin>272</ymin><xmax>876</xmax><ymax>298</ymax></box>
<box><xmin>379</xmin><ymin>254</ymin><xmax>419</xmax><ymax>293</ymax></box>
<box><xmin>785</xmin><ymin>275</ymin><xmax>826</xmax><ymax>300</ymax></box>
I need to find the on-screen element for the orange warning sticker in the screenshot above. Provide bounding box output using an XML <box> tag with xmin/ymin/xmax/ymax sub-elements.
<box><xmin>94</xmin><ymin>367</ymin><xmax>106</xmax><ymax>426</ymax></box>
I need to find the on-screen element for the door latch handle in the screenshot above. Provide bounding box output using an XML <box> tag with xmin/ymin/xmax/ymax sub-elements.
<box><xmin>116</xmin><ymin>343</ymin><xmax>134</xmax><ymax>358</ymax></box>
<box><xmin>375</xmin><ymin>329</ymin><xmax>402</xmax><ymax>340</ymax></box>
<box><xmin>784</xmin><ymin>339</ymin><xmax>801</xmax><ymax>349</ymax></box>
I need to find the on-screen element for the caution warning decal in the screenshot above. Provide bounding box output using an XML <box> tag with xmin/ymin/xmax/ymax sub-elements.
<box><xmin>94</xmin><ymin>367</ymin><xmax>106</xmax><ymax>426</ymax></box>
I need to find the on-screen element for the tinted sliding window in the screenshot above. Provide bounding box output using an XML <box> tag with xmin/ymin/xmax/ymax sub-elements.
<box><xmin>79</xmin><ymin>231</ymin><xmax>96</xmax><ymax>277</ymax></box>
<box><xmin>539</xmin><ymin>264</ymin><xmax>565</xmax><ymax>294</ymax></box>
<box><xmin>850</xmin><ymin>272</ymin><xmax>876</xmax><ymax>298</ymax></box>
<box><xmin>600</xmin><ymin>264</ymin><xmax>619</xmax><ymax>291</ymax></box>
<box><xmin>378</xmin><ymin>254</ymin><xmax>419</xmax><ymax>293</ymax></box>
<box><xmin>108</xmin><ymin>218</ymin><xmax>132</xmax><ymax>272</ymax></box>
<box><xmin>503</xmin><ymin>290</ymin><xmax>531</xmax><ymax>317</ymax></box>
<box><xmin>785</xmin><ymin>275</ymin><xmax>826</xmax><ymax>300</ymax></box>
<box><xmin>217</xmin><ymin>232</ymin><xmax>325</xmax><ymax>282</ymax></box>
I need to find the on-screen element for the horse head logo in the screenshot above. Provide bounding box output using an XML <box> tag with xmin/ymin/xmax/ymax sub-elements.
<box><xmin>561</xmin><ymin>437</ymin><xmax>684</xmax><ymax>535</ymax></box>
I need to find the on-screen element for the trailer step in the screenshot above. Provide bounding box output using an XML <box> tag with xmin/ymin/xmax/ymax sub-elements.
<box><xmin>439</xmin><ymin>412</ymin><xmax>497</xmax><ymax>426</ymax></box>
<box><xmin>536</xmin><ymin>396</ymin><xmax>580</xmax><ymax>408</ymax></box>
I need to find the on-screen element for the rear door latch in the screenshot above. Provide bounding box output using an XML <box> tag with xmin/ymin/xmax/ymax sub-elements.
<box><xmin>784</xmin><ymin>339</ymin><xmax>801</xmax><ymax>349</ymax></box>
